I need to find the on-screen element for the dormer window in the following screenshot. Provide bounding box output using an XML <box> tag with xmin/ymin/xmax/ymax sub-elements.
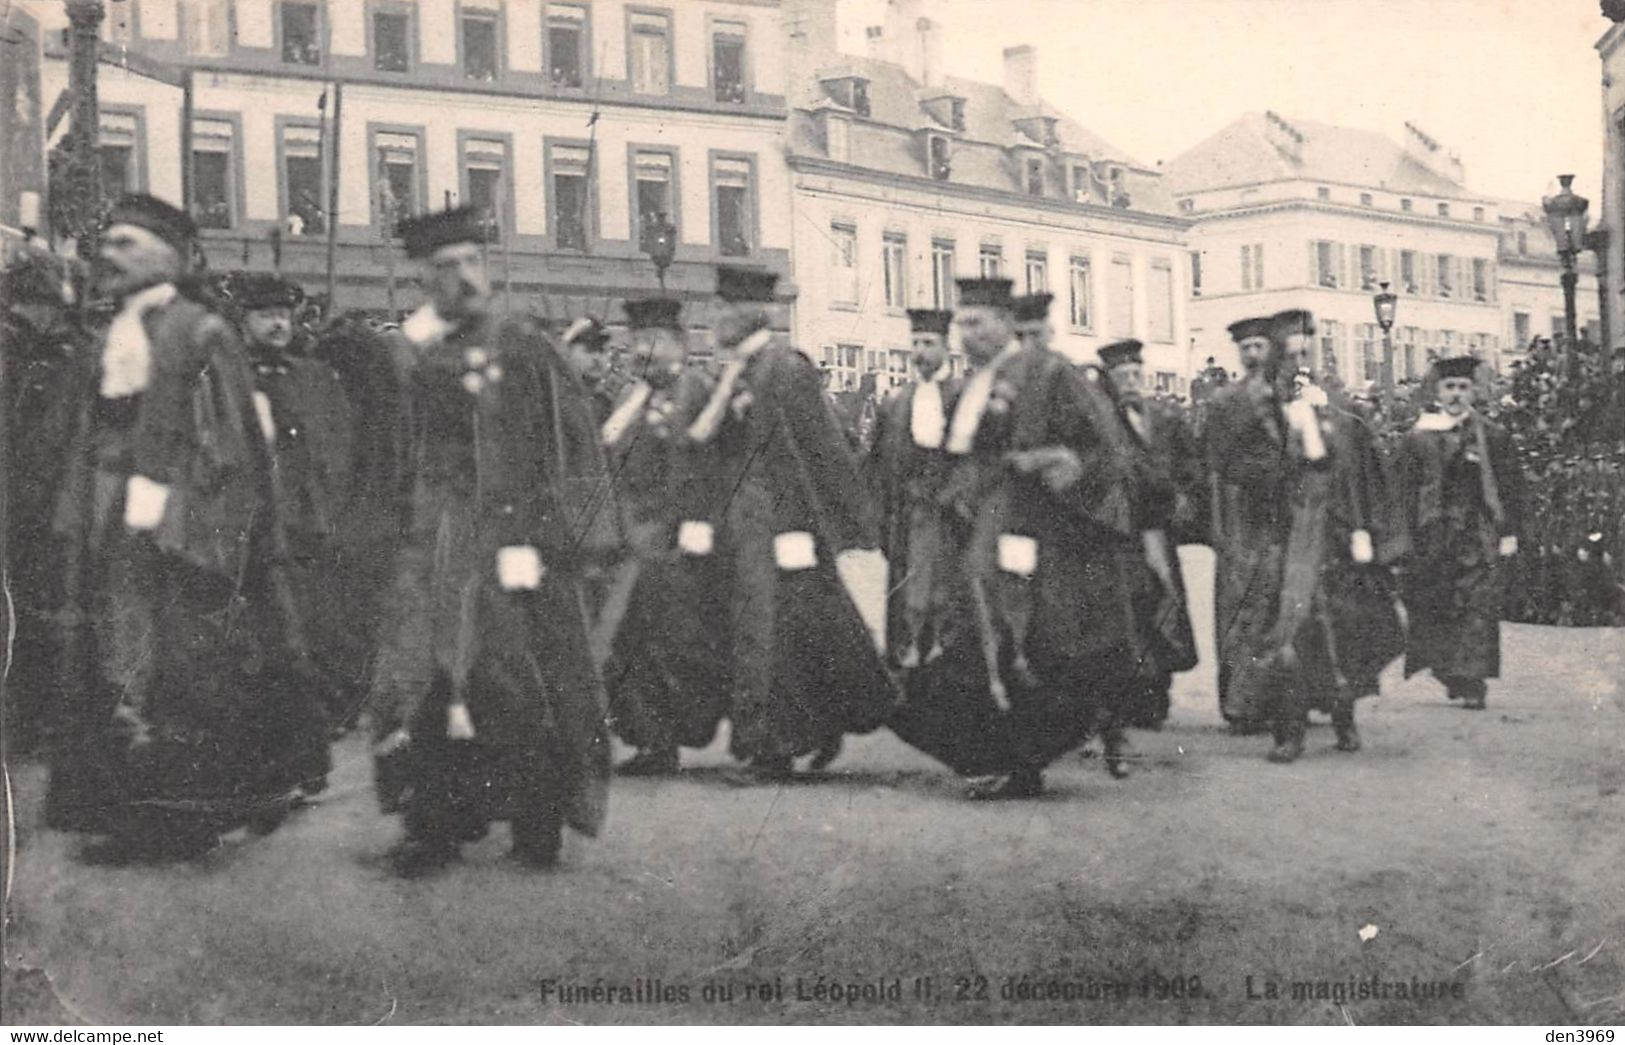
<box><xmin>1024</xmin><ymin>157</ymin><xmax>1044</xmax><ymax>196</ymax></box>
<box><xmin>820</xmin><ymin>75</ymin><xmax>871</xmax><ymax>117</ymax></box>
<box><xmin>949</xmin><ymin>98</ymin><xmax>965</xmax><ymax>131</ymax></box>
<box><xmin>919</xmin><ymin>92</ymin><xmax>966</xmax><ymax>132</ymax></box>
<box><xmin>928</xmin><ymin>134</ymin><xmax>952</xmax><ymax>181</ymax></box>
<box><xmin>1013</xmin><ymin>114</ymin><xmax>1058</xmax><ymax>148</ymax></box>
<box><xmin>1071</xmin><ymin>164</ymin><xmax>1096</xmax><ymax>203</ymax></box>
<box><xmin>851</xmin><ymin>80</ymin><xmax>871</xmax><ymax>117</ymax></box>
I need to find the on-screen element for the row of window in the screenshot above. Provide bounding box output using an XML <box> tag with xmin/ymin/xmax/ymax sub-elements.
<box><xmin>1179</xmin><ymin>188</ymin><xmax>1488</xmax><ymax>222</ymax></box>
<box><xmin>824</xmin><ymin>224</ymin><xmax>1177</xmax><ymax>342</ymax></box>
<box><xmin>1310</xmin><ymin>322</ymin><xmax>1500</xmax><ymax>384</ymax></box>
<box><xmin>157</xmin><ymin>0</ymin><xmax>753</xmax><ymax>103</ymax></box>
<box><xmin>99</xmin><ymin>112</ymin><xmax>758</xmax><ymax>256</ymax></box>
<box><xmin>1311</xmin><ymin>241</ymin><xmax>1495</xmax><ymax>302</ymax></box>
<box><xmin>816</xmin><ymin>344</ymin><xmax>1180</xmax><ymax>396</ymax></box>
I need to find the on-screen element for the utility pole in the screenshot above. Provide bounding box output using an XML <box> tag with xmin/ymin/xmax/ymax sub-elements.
<box><xmin>64</xmin><ymin>0</ymin><xmax>106</xmax><ymax>251</ymax></box>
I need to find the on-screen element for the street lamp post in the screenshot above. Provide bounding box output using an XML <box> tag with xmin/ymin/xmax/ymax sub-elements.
<box><xmin>1542</xmin><ymin>173</ymin><xmax>1590</xmax><ymax>374</ymax></box>
<box><xmin>64</xmin><ymin>1</ymin><xmax>106</xmax><ymax>251</ymax></box>
<box><xmin>1373</xmin><ymin>280</ymin><xmax>1398</xmax><ymax>406</ymax></box>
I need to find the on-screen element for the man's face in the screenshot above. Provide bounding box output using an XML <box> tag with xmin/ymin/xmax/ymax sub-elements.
<box><xmin>911</xmin><ymin>331</ymin><xmax>947</xmax><ymax>375</ymax></box>
<box><xmin>425</xmin><ymin>241</ymin><xmax>490</xmax><ymax>320</ymax></box>
<box><xmin>568</xmin><ymin>337</ymin><xmax>609</xmax><ymax>387</ymax></box>
<box><xmin>1238</xmin><ymin>336</ymin><xmax>1273</xmax><ymax>374</ymax></box>
<box><xmin>1437</xmin><ymin>375</ymin><xmax>1476</xmax><ymax>414</ymax></box>
<box><xmin>629</xmin><ymin>328</ymin><xmax>686</xmax><ymax>389</ymax></box>
<box><xmin>98</xmin><ymin>223</ymin><xmax>181</xmax><ymax>299</ymax></box>
<box><xmin>1279</xmin><ymin>332</ymin><xmax>1313</xmax><ymax>375</ymax></box>
<box><xmin>1108</xmin><ymin>361</ymin><xmax>1143</xmax><ymax>401</ymax></box>
<box><xmin>956</xmin><ymin>305</ymin><xmax>1012</xmax><ymax>363</ymax></box>
<box><xmin>1017</xmin><ymin>319</ymin><xmax>1052</xmax><ymax>350</ymax></box>
<box><xmin>243</xmin><ymin>306</ymin><xmax>295</xmax><ymax>352</ymax></box>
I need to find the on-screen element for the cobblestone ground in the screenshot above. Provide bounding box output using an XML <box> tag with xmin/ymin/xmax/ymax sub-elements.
<box><xmin>4</xmin><ymin>550</ymin><xmax>1623</xmax><ymax>1025</ymax></box>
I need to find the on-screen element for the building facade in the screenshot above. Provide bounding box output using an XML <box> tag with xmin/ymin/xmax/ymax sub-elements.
<box><xmin>781</xmin><ymin>0</ymin><xmax>1193</xmax><ymax>393</ymax></box>
<box><xmin>27</xmin><ymin>0</ymin><xmax>793</xmax><ymax>324</ymax></box>
<box><xmin>1167</xmin><ymin>112</ymin><xmax>1597</xmax><ymax>384</ymax></box>
<box><xmin>1598</xmin><ymin>5</ymin><xmax>1625</xmax><ymax>352</ymax></box>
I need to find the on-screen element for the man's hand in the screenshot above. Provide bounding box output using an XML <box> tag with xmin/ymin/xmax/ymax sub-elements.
<box><xmin>1007</xmin><ymin>446</ymin><xmax>1083</xmax><ymax>494</ymax></box>
<box><xmin>124</xmin><ymin>475</ymin><xmax>170</xmax><ymax>531</ymax></box>
<box><xmin>374</xmin><ymin>728</ymin><xmax>411</xmax><ymax>757</ymax></box>
<box><xmin>1351</xmin><ymin>529</ymin><xmax>1374</xmax><ymax>565</ymax></box>
<box><xmin>446</xmin><ymin>702</ymin><xmax>476</xmax><ymax>741</ymax></box>
<box><xmin>496</xmin><ymin>546</ymin><xmax>543</xmax><ymax>590</ymax></box>
<box><xmin>1499</xmin><ymin>535</ymin><xmax>1519</xmax><ymax>558</ymax></box>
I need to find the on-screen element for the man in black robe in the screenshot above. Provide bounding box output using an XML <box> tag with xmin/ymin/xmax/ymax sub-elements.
<box><xmin>1394</xmin><ymin>355</ymin><xmax>1525</xmax><ymax>709</ymax></box>
<box><xmin>227</xmin><ymin>272</ymin><xmax>357</xmax><ymax>734</ymax></box>
<box><xmin>601</xmin><ymin>296</ymin><xmax>730</xmax><ymax>775</ymax></box>
<box><xmin>369</xmin><ymin>207</ymin><xmax>618</xmax><ymax>875</ymax></box>
<box><xmin>1013</xmin><ymin>293</ymin><xmax>1055</xmax><ymax>354</ymax></box>
<box><xmin>683</xmin><ymin>265</ymin><xmax>893</xmax><ymax>782</ymax></box>
<box><xmin>49</xmin><ymin>195</ymin><xmax>326</xmax><ymax>858</ymax></box>
<box><xmin>561</xmin><ymin>316</ymin><xmax>618</xmax><ymax>426</ymax></box>
<box><xmin>1097</xmin><ymin>339</ymin><xmax>1199</xmax><ymax>731</ymax></box>
<box><xmin>889</xmin><ymin>278</ymin><xmax>1140</xmax><ymax>796</ymax></box>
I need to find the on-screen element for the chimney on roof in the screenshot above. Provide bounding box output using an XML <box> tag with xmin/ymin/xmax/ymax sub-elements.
<box><xmin>1262</xmin><ymin>110</ymin><xmax>1305</xmax><ymax>164</ymax></box>
<box><xmin>1402</xmin><ymin>120</ymin><xmax>1465</xmax><ymax>186</ymax></box>
<box><xmin>1004</xmin><ymin>44</ymin><xmax>1038</xmax><ymax>108</ymax></box>
<box><xmin>781</xmin><ymin>0</ymin><xmax>839</xmax><ymax>97</ymax></box>
<box><xmin>865</xmin><ymin>25</ymin><xmax>887</xmax><ymax>62</ymax></box>
<box><xmin>919</xmin><ymin>16</ymin><xmax>943</xmax><ymax>88</ymax></box>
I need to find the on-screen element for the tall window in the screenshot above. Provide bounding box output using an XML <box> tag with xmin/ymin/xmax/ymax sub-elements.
<box><xmin>712</xmin><ymin>19</ymin><xmax>747</xmax><ymax>103</ymax></box>
<box><xmin>374</xmin><ymin>131</ymin><xmax>420</xmax><ymax>229</ymax></box>
<box><xmin>1314</xmin><ymin>240</ymin><xmax>1339</xmax><ymax>288</ymax></box>
<box><xmin>826</xmin><ymin>344</ymin><xmax>861</xmax><ymax>391</ymax></box>
<box><xmin>280</xmin><ymin>123</ymin><xmax>325</xmax><ymax>236</ymax></box>
<box><xmin>190</xmin><ymin>118</ymin><xmax>234</xmax><ymax>229</ymax></box>
<box><xmin>1024</xmin><ymin>158</ymin><xmax>1044</xmax><ymax>196</ymax></box>
<box><xmin>1399</xmin><ymin>250</ymin><xmax>1417</xmax><ymax>294</ymax></box>
<box><xmin>546</xmin><ymin>4</ymin><xmax>588</xmax><ymax>87</ymax></box>
<box><xmin>1107</xmin><ymin>256</ymin><xmax>1133</xmax><ymax>338</ymax></box>
<box><xmin>1241</xmin><ymin>243</ymin><xmax>1264</xmax><ymax>291</ymax></box>
<box><xmin>712</xmin><ymin>156</ymin><xmax>753</xmax><ymax>257</ymax></box>
<box><xmin>882</xmin><ymin>233</ymin><xmax>907</xmax><ymax>310</ymax></box>
<box><xmin>1147</xmin><ymin>260</ymin><xmax>1173</xmax><ymax>343</ymax></box>
<box><xmin>1024</xmin><ymin>249</ymin><xmax>1047</xmax><ymax>294</ymax></box>
<box><xmin>1357</xmin><ymin>323</ymin><xmax>1378</xmax><ymax>381</ymax></box>
<box><xmin>462</xmin><ymin>10</ymin><xmax>500</xmax><ymax>81</ymax></box>
<box><xmin>1513</xmin><ymin>311</ymin><xmax>1531</xmax><ymax>349</ymax></box>
<box><xmin>373</xmin><ymin>9</ymin><xmax>411</xmax><ymax>72</ymax></box>
<box><xmin>633</xmin><ymin>150</ymin><xmax>674</xmax><ymax>252</ymax></box>
<box><xmin>1359</xmin><ymin>244</ymin><xmax>1376</xmax><ymax>290</ymax></box>
<box><xmin>1435</xmin><ymin>253</ymin><xmax>1453</xmax><ymax>298</ymax></box>
<box><xmin>831</xmin><ymin>223</ymin><xmax>858</xmax><ymax>306</ymax></box>
<box><xmin>1472</xmin><ymin>258</ymin><xmax>1489</xmax><ymax>301</ymax></box>
<box><xmin>1400</xmin><ymin>326</ymin><xmax>1418</xmax><ymax>378</ymax></box>
<box><xmin>98</xmin><ymin>112</ymin><xmax>140</xmax><ymax>199</ymax></box>
<box><xmin>978</xmin><ymin>243</ymin><xmax>1002</xmax><ymax>278</ymax></box>
<box><xmin>280</xmin><ymin>2</ymin><xmax>321</xmax><ymax>65</ymax></box>
<box><xmin>550</xmin><ymin>143</ymin><xmax>592</xmax><ymax>250</ymax></box>
<box><xmin>1189</xmin><ymin>250</ymin><xmax>1202</xmax><ymax>297</ymax></box>
<box><xmin>630</xmin><ymin>10</ymin><xmax>672</xmax><ymax>95</ymax></box>
<box><xmin>1068</xmin><ymin>256</ymin><xmax>1092</xmax><ymax>329</ymax></box>
<box><xmin>931</xmin><ymin>240</ymin><xmax>956</xmax><ymax>308</ymax></box>
<box><xmin>1318</xmin><ymin>320</ymin><xmax>1343</xmax><ymax>379</ymax></box>
<box><xmin>181</xmin><ymin>0</ymin><xmax>232</xmax><ymax>56</ymax></box>
<box><xmin>462</xmin><ymin>137</ymin><xmax>507</xmax><ymax>233</ymax></box>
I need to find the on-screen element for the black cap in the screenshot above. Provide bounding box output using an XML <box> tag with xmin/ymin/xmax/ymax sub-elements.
<box><xmin>955</xmin><ymin>277</ymin><xmax>1014</xmax><ymax>309</ymax></box>
<box><xmin>397</xmin><ymin>205</ymin><xmax>491</xmax><ymax>259</ymax></box>
<box><xmin>623</xmin><ymin>297</ymin><xmax>684</xmax><ymax>330</ymax></box>
<box><xmin>907</xmin><ymin>308</ymin><xmax>953</xmax><ymax>336</ymax></box>
<box><xmin>229</xmin><ymin>271</ymin><xmax>305</xmax><ymax>310</ymax></box>
<box><xmin>1098</xmin><ymin>339</ymin><xmax>1143</xmax><ymax>369</ymax></box>
<box><xmin>1267</xmin><ymin>308</ymin><xmax>1316</xmax><ymax>339</ymax></box>
<box><xmin>716</xmin><ymin>265</ymin><xmax>779</xmax><ymax>303</ymax></box>
<box><xmin>1227</xmin><ymin>316</ymin><xmax>1271</xmax><ymax>342</ymax></box>
<box><xmin>1434</xmin><ymin>355</ymin><xmax>1479</xmax><ymax>379</ymax></box>
<box><xmin>106</xmin><ymin>193</ymin><xmax>197</xmax><ymax>255</ymax></box>
<box><xmin>1012</xmin><ymin>293</ymin><xmax>1054</xmax><ymax>323</ymax></box>
<box><xmin>560</xmin><ymin>316</ymin><xmax>610</xmax><ymax>347</ymax></box>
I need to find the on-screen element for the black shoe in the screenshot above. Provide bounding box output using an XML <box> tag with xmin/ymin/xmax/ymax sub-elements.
<box><xmin>1461</xmin><ymin>694</ymin><xmax>1486</xmax><ymax>710</ymax></box>
<box><xmin>721</xmin><ymin>757</ymin><xmax>795</xmax><ymax>787</ymax></box>
<box><xmin>387</xmin><ymin>838</ymin><xmax>459</xmax><ymax>878</ymax></box>
<box><xmin>1334</xmin><ymin>722</ymin><xmax>1361</xmax><ymax>752</ymax></box>
<box><xmin>510</xmin><ymin>827</ymin><xmax>562</xmax><ymax>871</ymax></box>
<box><xmin>1267</xmin><ymin>735</ymin><xmax>1304</xmax><ymax>763</ymax></box>
<box><xmin>1102</xmin><ymin>730</ymin><xmax>1134</xmax><ymax>779</ymax></box>
<box><xmin>617</xmin><ymin>747</ymin><xmax>680</xmax><ymax>777</ymax></box>
<box><xmin>966</xmin><ymin>768</ymin><xmax>1043</xmax><ymax>800</ymax></box>
<box><xmin>808</xmin><ymin>736</ymin><xmax>843</xmax><ymax>772</ymax></box>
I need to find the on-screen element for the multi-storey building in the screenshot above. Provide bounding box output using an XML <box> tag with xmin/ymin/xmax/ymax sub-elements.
<box><xmin>1598</xmin><ymin>4</ymin><xmax>1625</xmax><ymax>352</ymax></box>
<box><xmin>780</xmin><ymin>0</ymin><xmax>1193</xmax><ymax>392</ymax></box>
<box><xmin>25</xmin><ymin>0</ymin><xmax>793</xmax><ymax>323</ymax></box>
<box><xmin>1167</xmin><ymin>112</ymin><xmax>1597</xmax><ymax>383</ymax></box>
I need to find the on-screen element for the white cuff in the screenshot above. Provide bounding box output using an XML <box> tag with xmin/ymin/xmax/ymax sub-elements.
<box><xmin>446</xmin><ymin>703</ymin><xmax>476</xmax><ymax>740</ymax></box>
<box><xmin>997</xmin><ymin>534</ymin><xmax>1039</xmax><ymax>577</ymax></box>
<box><xmin>124</xmin><ymin>475</ymin><xmax>170</xmax><ymax>531</ymax></box>
<box><xmin>1350</xmin><ymin>529</ymin><xmax>1374</xmax><ymax>564</ymax></box>
<box><xmin>677</xmin><ymin>520</ymin><xmax>714</xmax><ymax>557</ymax></box>
<box><xmin>773</xmin><ymin>531</ymin><xmax>817</xmax><ymax>571</ymax></box>
<box><xmin>496</xmin><ymin>546</ymin><xmax>544</xmax><ymax>590</ymax></box>
<box><xmin>1499</xmin><ymin>535</ymin><xmax>1518</xmax><ymax>558</ymax></box>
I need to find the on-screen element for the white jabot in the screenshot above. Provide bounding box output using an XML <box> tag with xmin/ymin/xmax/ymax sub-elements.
<box><xmin>945</xmin><ymin>343</ymin><xmax>1021</xmax><ymax>455</ymax></box>
<box><xmin>401</xmin><ymin>302</ymin><xmax>453</xmax><ymax>347</ymax></box>
<box><xmin>100</xmin><ymin>282</ymin><xmax>176</xmax><ymax>398</ymax></box>
<box><xmin>734</xmin><ymin>327</ymin><xmax>775</xmax><ymax>359</ymax></box>
<box><xmin>1124</xmin><ymin>402</ymin><xmax>1148</xmax><ymax>442</ymax></box>
<box><xmin>909</xmin><ymin>366</ymin><xmax>948</xmax><ymax>449</ymax></box>
<box><xmin>1414</xmin><ymin>410</ymin><xmax>1467</xmax><ymax>433</ymax></box>
<box><xmin>600</xmin><ymin>381</ymin><xmax>653</xmax><ymax>447</ymax></box>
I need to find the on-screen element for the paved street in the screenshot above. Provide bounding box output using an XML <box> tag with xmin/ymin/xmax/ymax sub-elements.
<box><xmin>4</xmin><ymin>551</ymin><xmax>1623</xmax><ymax>1025</ymax></box>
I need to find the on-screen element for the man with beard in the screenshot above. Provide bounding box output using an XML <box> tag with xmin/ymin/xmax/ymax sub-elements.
<box><xmin>1096</xmin><ymin>339</ymin><xmax>1199</xmax><ymax>732</ymax></box>
<box><xmin>889</xmin><ymin>277</ymin><xmax>1139</xmax><ymax>796</ymax></box>
<box><xmin>1394</xmin><ymin>355</ymin><xmax>1524</xmax><ymax>710</ymax></box>
<box><xmin>369</xmin><ymin>206</ymin><xmax>618</xmax><ymax>875</ymax></box>
<box><xmin>683</xmin><ymin>265</ymin><xmax>892</xmax><ymax>782</ymax></box>
<box><xmin>601</xmin><ymin>296</ymin><xmax>729</xmax><ymax>775</ymax></box>
<box><xmin>227</xmin><ymin>272</ymin><xmax>356</xmax><ymax>736</ymax></box>
<box><xmin>561</xmin><ymin>316</ymin><xmax>618</xmax><ymax>425</ymax></box>
<box><xmin>866</xmin><ymin>308</ymin><xmax>959</xmax><ymax>672</ymax></box>
<box><xmin>48</xmin><ymin>194</ymin><xmax>326</xmax><ymax>859</ymax></box>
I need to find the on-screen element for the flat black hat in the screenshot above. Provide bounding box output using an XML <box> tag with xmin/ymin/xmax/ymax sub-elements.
<box><xmin>1227</xmin><ymin>316</ymin><xmax>1271</xmax><ymax>342</ymax></box>
<box><xmin>397</xmin><ymin>205</ymin><xmax>491</xmax><ymax>259</ymax></box>
<box><xmin>907</xmin><ymin>308</ymin><xmax>953</xmax><ymax>336</ymax></box>
<box><xmin>1098</xmin><ymin>338</ymin><xmax>1144</xmax><ymax>369</ymax></box>
<box><xmin>623</xmin><ymin>297</ymin><xmax>684</xmax><ymax>330</ymax></box>
<box><xmin>561</xmin><ymin>316</ymin><xmax>610</xmax><ymax>347</ymax></box>
<box><xmin>955</xmin><ymin>277</ymin><xmax>1014</xmax><ymax>309</ymax></box>
<box><xmin>716</xmin><ymin>265</ymin><xmax>779</xmax><ymax>303</ymax></box>
<box><xmin>229</xmin><ymin>271</ymin><xmax>305</xmax><ymax>310</ymax></box>
<box><xmin>1012</xmin><ymin>292</ymin><xmax>1054</xmax><ymax>323</ymax></box>
<box><xmin>106</xmin><ymin>193</ymin><xmax>196</xmax><ymax>255</ymax></box>
<box><xmin>1434</xmin><ymin>355</ymin><xmax>1479</xmax><ymax>379</ymax></box>
<box><xmin>1267</xmin><ymin>308</ymin><xmax>1316</xmax><ymax>338</ymax></box>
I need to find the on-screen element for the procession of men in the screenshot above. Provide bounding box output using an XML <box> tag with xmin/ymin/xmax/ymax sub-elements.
<box><xmin>1</xmin><ymin>192</ymin><xmax>1530</xmax><ymax>875</ymax></box>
